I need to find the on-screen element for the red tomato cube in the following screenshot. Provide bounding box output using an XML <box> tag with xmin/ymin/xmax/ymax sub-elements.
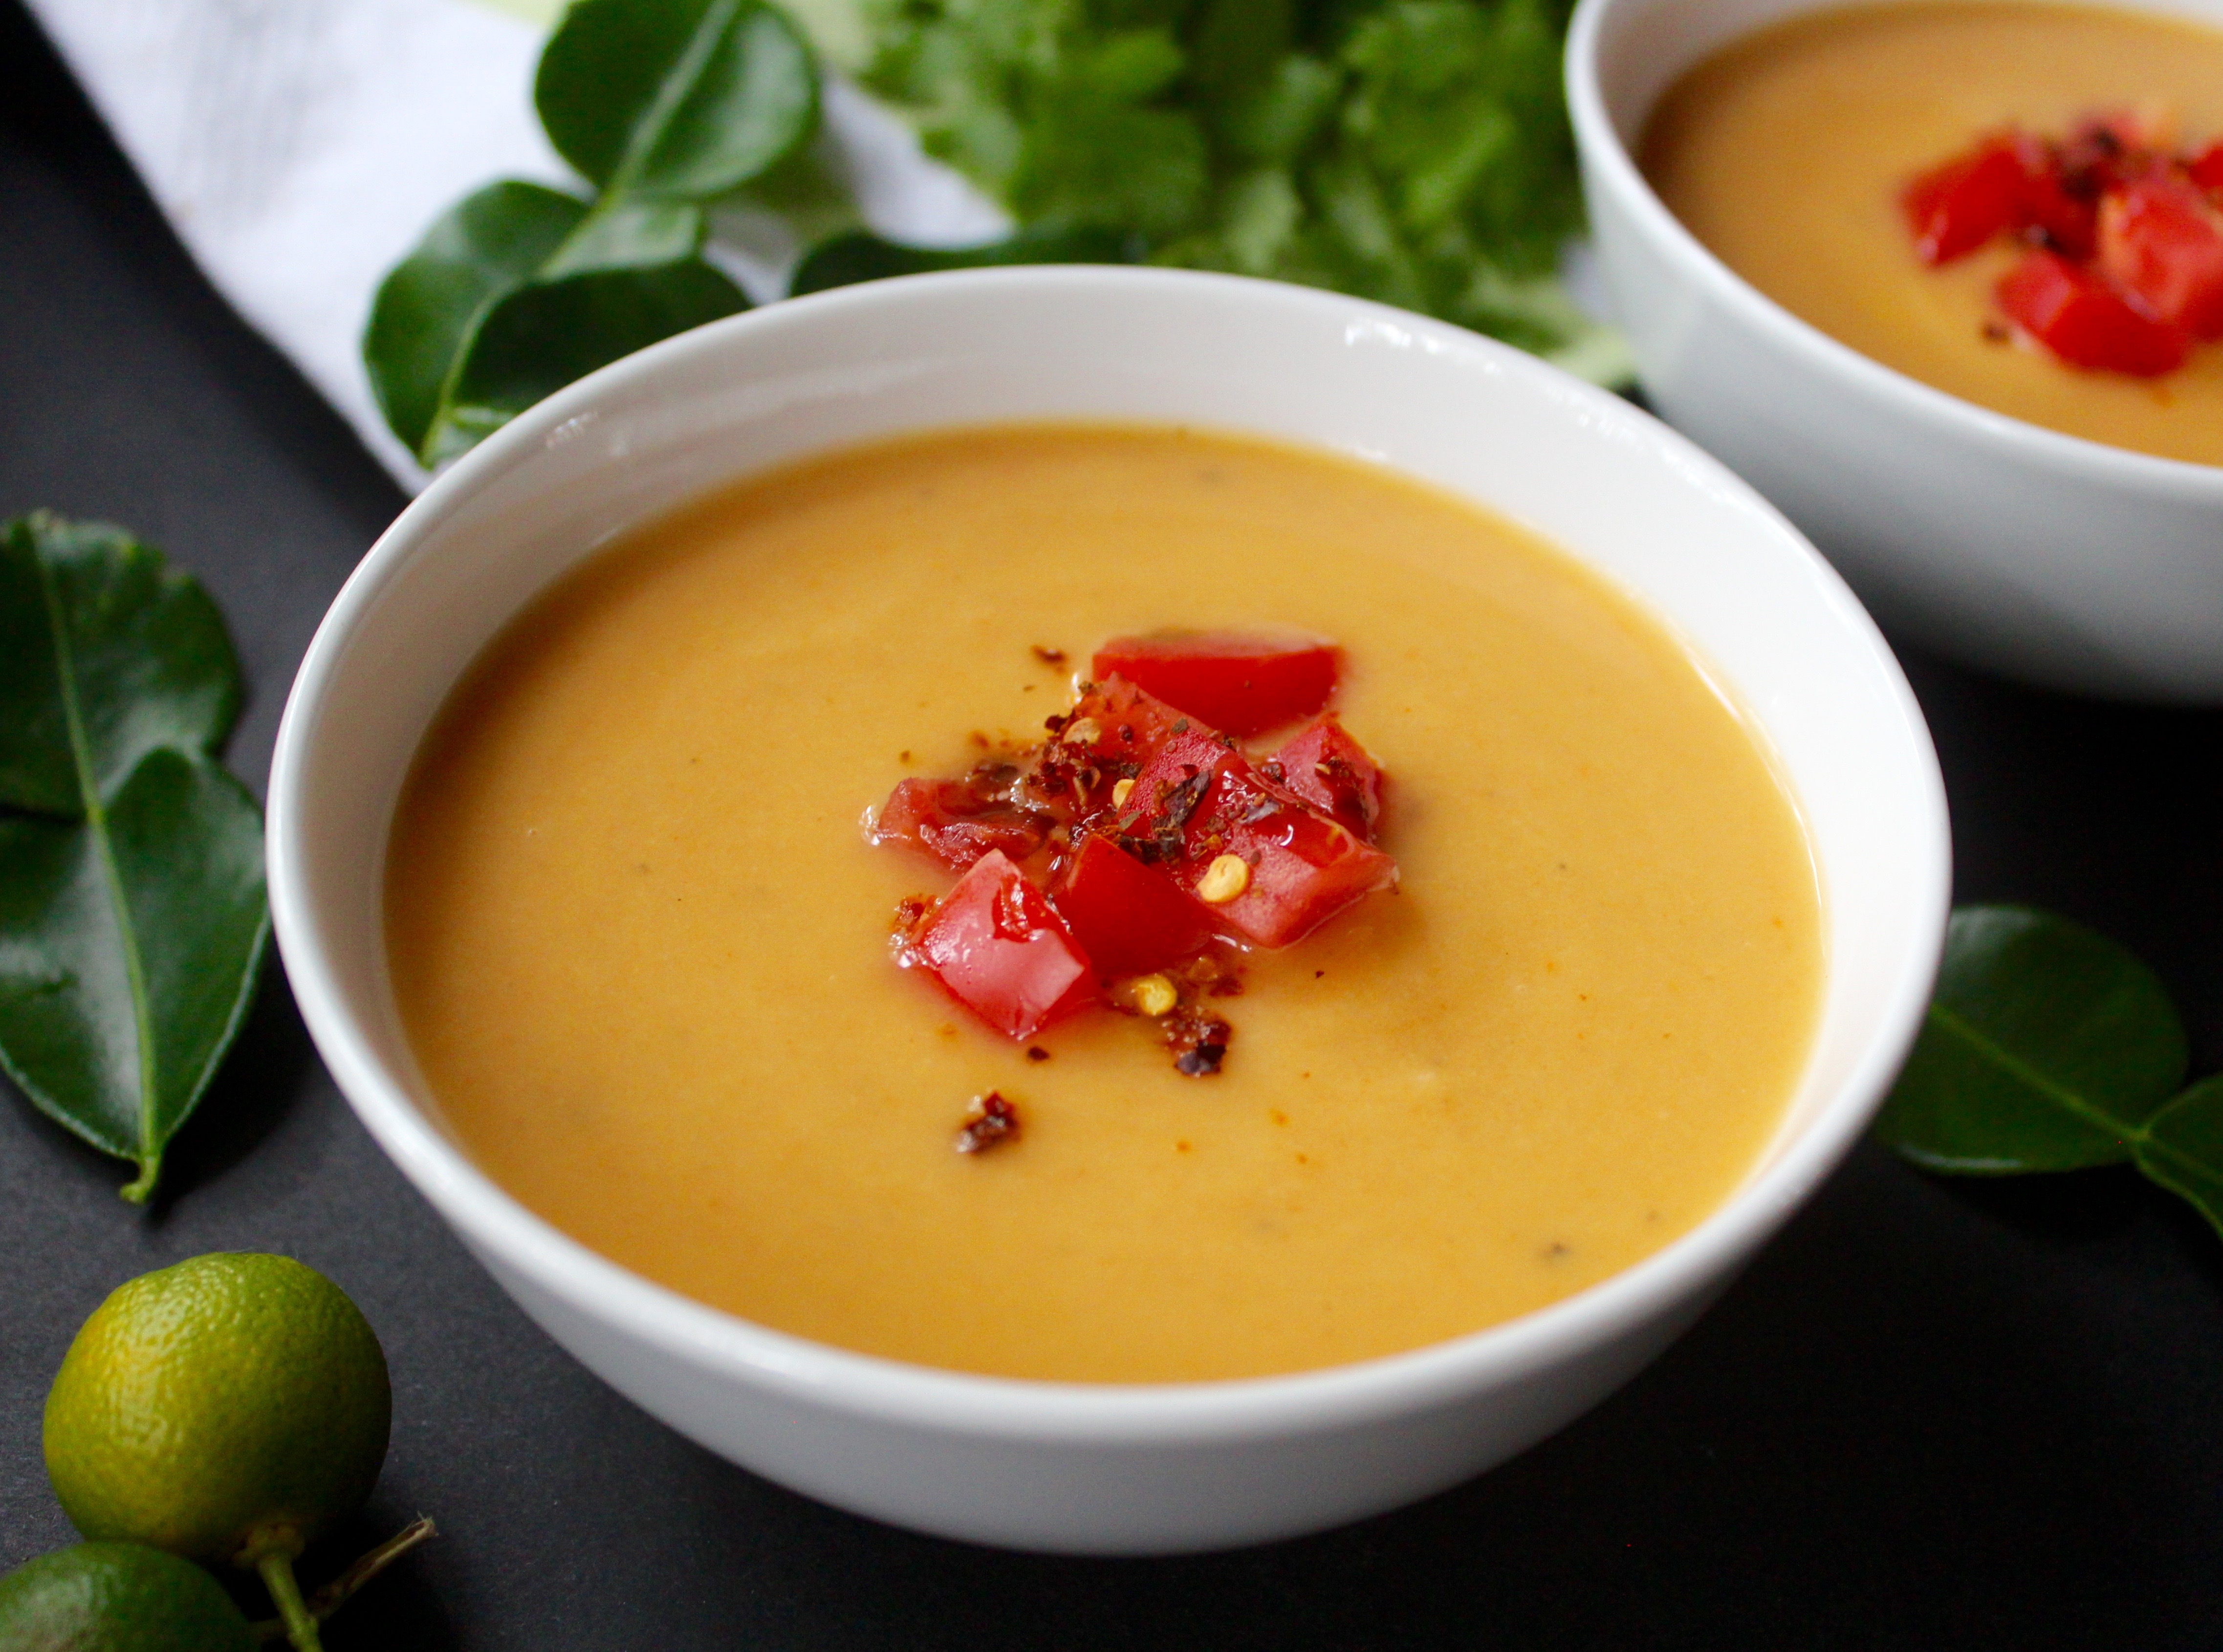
<box><xmin>871</xmin><ymin>777</ymin><xmax>1046</xmax><ymax>870</ymax></box>
<box><xmin>1031</xmin><ymin>675</ymin><xmax>1194</xmax><ymax>827</ymax></box>
<box><xmin>899</xmin><ymin>850</ymin><xmax>1096</xmax><ymax>1039</ymax></box>
<box><xmin>1090</xmin><ymin>632</ymin><xmax>1338</xmax><ymax>738</ymax></box>
<box><xmin>1122</xmin><ymin>729</ymin><xmax>1396</xmax><ymax>949</ymax></box>
<box><xmin>1998</xmin><ymin>249</ymin><xmax>2190</xmax><ymax>375</ymax></box>
<box><xmin>1902</xmin><ymin>137</ymin><xmax>2030</xmax><ymax>264</ymax></box>
<box><xmin>2190</xmin><ymin>140</ymin><xmax>2223</xmax><ymax>195</ymax></box>
<box><xmin>1050</xmin><ymin>833</ymin><xmax>1219</xmax><ymax>978</ymax></box>
<box><xmin>2098</xmin><ymin>177</ymin><xmax>2223</xmax><ymax>337</ymax></box>
<box><xmin>1057</xmin><ymin>676</ymin><xmax>1189</xmax><ymax>764</ymax></box>
<box><xmin>1266</xmin><ymin>716</ymin><xmax>1384</xmax><ymax>841</ymax></box>
<box><xmin>2016</xmin><ymin>152</ymin><xmax>2099</xmax><ymax>260</ymax></box>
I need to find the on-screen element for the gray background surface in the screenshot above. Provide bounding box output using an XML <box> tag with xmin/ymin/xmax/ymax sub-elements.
<box><xmin>5</xmin><ymin>5</ymin><xmax>2223</xmax><ymax>1642</ymax></box>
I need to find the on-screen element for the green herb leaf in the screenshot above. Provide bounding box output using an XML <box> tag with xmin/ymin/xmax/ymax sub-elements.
<box><xmin>2135</xmin><ymin>1076</ymin><xmax>2223</xmax><ymax>1239</ymax></box>
<box><xmin>1219</xmin><ymin>55</ymin><xmax>1341</xmax><ymax>165</ymax></box>
<box><xmin>789</xmin><ymin>225</ymin><xmax>1142</xmax><ymax>293</ymax></box>
<box><xmin>1190</xmin><ymin>0</ymin><xmax>1297</xmax><ymax>103</ymax></box>
<box><xmin>421</xmin><ymin>261</ymin><xmax>748</xmax><ymax>467</ymax></box>
<box><xmin>0</xmin><ymin>515</ymin><xmax>268</xmax><ymax>1203</ymax></box>
<box><xmin>1875</xmin><ymin>905</ymin><xmax>2189</xmax><ymax>1174</ymax></box>
<box><xmin>535</xmin><ymin>0</ymin><xmax>819</xmax><ymax>201</ymax></box>
<box><xmin>364</xmin><ymin>181</ymin><xmax>590</xmax><ymax>458</ymax></box>
<box><xmin>1014</xmin><ymin>97</ymin><xmax>1210</xmax><ymax>239</ymax></box>
<box><xmin>862</xmin><ymin>0</ymin><xmax>1617</xmax><ymax>366</ymax></box>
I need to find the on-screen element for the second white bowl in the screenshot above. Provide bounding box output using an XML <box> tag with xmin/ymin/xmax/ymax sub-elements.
<box><xmin>1569</xmin><ymin>0</ymin><xmax>2223</xmax><ymax>701</ymax></box>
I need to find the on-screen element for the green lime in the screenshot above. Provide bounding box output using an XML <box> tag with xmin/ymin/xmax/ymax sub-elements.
<box><xmin>43</xmin><ymin>1254</ymin><xmax>391</xmax><ymax>1574</ymax></box>
<box><xmin>0</xmin><ymin>1542</ymin><xmax>255</xmax><ymax>1652</ymax></box>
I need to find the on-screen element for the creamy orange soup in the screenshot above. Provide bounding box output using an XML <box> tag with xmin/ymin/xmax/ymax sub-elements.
<box><xmin>386</xmin><ymin>425</ymin><xmax>1822</xmax><ymax>1383</ymax></box>
<box><xmin>1643</xmin><ymin>0</ymin><xmax>2223</xmax><ymax>466</ymax></box>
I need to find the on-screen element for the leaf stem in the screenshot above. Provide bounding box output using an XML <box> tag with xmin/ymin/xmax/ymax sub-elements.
<box><xmin>257</xmin><ymin>1551</ymin><xmax>323</xmax><ymax>1652</ymax></box>
<box><xmin>32</xmin><ymin>530</ymin><xmax>165</xmax><ymax>1204</ymax></box>
<box><xmin>117</xmin><ymin>1154</ymin><xmax>159</xmax><ymax>1204</ymax></box>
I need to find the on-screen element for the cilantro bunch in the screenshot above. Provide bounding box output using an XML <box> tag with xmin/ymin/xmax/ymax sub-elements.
<box><xmin>860</xmin><ymin>0</ymin><xmax>1619</xmax><ymax>367</ymax></box>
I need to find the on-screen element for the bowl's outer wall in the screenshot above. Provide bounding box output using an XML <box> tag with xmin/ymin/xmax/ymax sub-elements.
<box><xmin>481</xmin><ymin>1242</ymin><xmax>1724</xmax><ymax>1551</ymax></box>
<box><xmin>1571</xmin><ymin>0</ymin><xmax>2223</xmax><ymax>701</ymax></box>
<box><xmin>271</xmin><ymin>268</ymin><xmax>1950</xmax><ymax>1551</ymax></box>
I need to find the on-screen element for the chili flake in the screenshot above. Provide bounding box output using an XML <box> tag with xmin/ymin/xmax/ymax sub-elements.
<box><xmin>956</xmin><ymin>1091</ymin><xmax>1021</xmax><ymax>1153</ymax></box>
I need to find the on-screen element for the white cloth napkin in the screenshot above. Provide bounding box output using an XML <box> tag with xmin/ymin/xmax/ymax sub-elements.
<box><xmin>26</xmin><ymin>0</ymin><xmax>1007</xmax><ymax>490</ymax></box>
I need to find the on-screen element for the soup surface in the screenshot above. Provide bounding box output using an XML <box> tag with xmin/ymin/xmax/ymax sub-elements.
<box><xmin>1643</xmin><ymin>0</ymin><xmax>2223</xmax><ymax>465</ymax></box>
<box><xmin>386</xmin><ymin>425</ymin><xmax>1822</xmax><ymax>1383</ymax></box>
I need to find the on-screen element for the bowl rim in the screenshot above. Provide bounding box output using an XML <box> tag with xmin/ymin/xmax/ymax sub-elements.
<box><xmin>269</xmin><ymin>264</ymin><xmax>1952</xmax><ymax>1442</ymax></box>
<box><xmin>1565</xmin><ymin>0</ymin><xmax>2223</xmax><ymax>495</ymax></box>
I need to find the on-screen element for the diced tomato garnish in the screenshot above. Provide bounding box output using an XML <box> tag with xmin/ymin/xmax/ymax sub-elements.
<box><xmin>2075</xmin><ymin>108</ymin><xmax>2171</xmax><ymax>156</ymax></box>
<box><xmin>1903</xmin><ymin>137</ymin><xmax>2030</xmax><ymax>264</ymax></box>
<box><xmin>2191</xmin><ymin>141</ymin><xmax>2223</xmax><ymax>194</ymax></box>
<box><xmin>1999</xmin><ymin>248</ymin><xmax>2191</xmax><ymax>374</ymax></box>
<box><xmin>1122</xmin><ymin>728</ymin><xmax>1396</xmax><ymax>949</ymax></box>
<box><xmin>2098</xmin><ymin>177</ymin><xmax>2223</xmax><ymax>337</ymax></box>
<box><xmin>1030</xmin><ymin>674</ymin><xmax>1197</xmax><ymax>831</ymax></box>
<box><xmin>1090</xmin><ymin>631</ymin><xmax>1338</xmax><ymax>738</ymax></box>
<box><xmin>898</xmin><ymin>850</ymin><xmax>1096</xmax><ymax>1040</ymax></box>
<box><xmin>2049</xmin><ymin>119</ymin><xmax>2158</xmax><ymax>212</ymax></box>
<box><xmin>1050</xmin><ymin>833</ymin><xmax>1218</xmax><ymax>978</ymax></box>
<box><xmin>871</xmin><ymin>777</ymin><xmax>1046</xmax><ymax>870</ymax></box>
<box><xmin>1266</xmin><ymin>716</ymin><xmax>1384</xmax><ymax>842</ymax></box>
<box><xmin>2017</xmin><ymin>150</ymin><xmax>2100</xmax><ymax>260</ymax></box>
<box><xmin>1059</xmin><ymin>676</ymin><xmax>1187</xmax><ymax>765</ymax></box>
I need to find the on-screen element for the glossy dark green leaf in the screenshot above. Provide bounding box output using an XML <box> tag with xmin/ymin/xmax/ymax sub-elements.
<box><xmin>0</xmin><ymin>753</ymin><xmax>267</xmax><ymax>1193</ymax></box>
<box><xmin>369</xmin><ymin>0</ymin><xmax>820</xmax><ymax>465</ymax></box>
<box><xmin>541</xmin><ymin>199</ymin><xmax>706</xmax><ymax>277</ymax></box>
<box><xmin>422</xmin><ymin>259</ymin><xmax>748</xmax><ymax>467</ymax></box>
<box><xmin>2136</xmin><ymin>1075</ymin><xmax>2223</xmax><ymax>1239</ymax></box>
<box><xmin>0</xmin><ymin>516</ymin><xmax>267</xmax><ymax>1203</ymax></box>
<box><xmin>0</xmin><ymin>517</ymin><xmax>241</xmax><ymax>819</ymax></box>
<box><xmin>535</xmin><ymin>0</ymin><xmax>818</xmax><ymax>200</ymax></box>
<box><xmin>363</xmin><ymin>180</ymin><xmax>588</xmax><ymax>457</ymax></box>
<box><xmin>1875</xmin><ymin>905</ymin><xmax>2189</xmax><ymax>1174</ymax></box>
<box><xmin>789</xmin><ymin>225</ymin><xmax>1143</xmax><ymax>294</ymax></box>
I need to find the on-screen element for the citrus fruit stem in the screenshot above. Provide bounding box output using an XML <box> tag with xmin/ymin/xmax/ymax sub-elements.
<box><xmin>309</xmin><ymin>1518</ymin><xmax>436</xmax><ymax>1619</ymax></box>
<box><xmin>256</xmin><ymin>1552</ymin><xmax>322</xmax><ymax>1652</ymax></box>
<box><xmin>246</xmin><ymin>1519</ymin><xmax>438</xmax><ymax>1645</ymax></box>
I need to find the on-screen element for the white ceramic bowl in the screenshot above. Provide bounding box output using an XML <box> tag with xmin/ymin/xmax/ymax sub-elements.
<box><xmin>269</xmin><ymin>267</ymin><xmax>1948</xmax><ymax>1554</ymax></box>
<box><xmin>1568</xmin><ymin>0</ymin><xmax>2223</xmax><ymax>701</ymax></box>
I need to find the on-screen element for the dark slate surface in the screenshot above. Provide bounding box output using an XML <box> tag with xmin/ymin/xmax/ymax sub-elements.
<box><xmin>4</xmin><ymin>3</ymin><xmax>2222</xmax><ymax>1644</ymax></box>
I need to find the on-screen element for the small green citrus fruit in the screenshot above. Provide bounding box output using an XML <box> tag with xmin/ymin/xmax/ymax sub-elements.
<box><xmin>43</xmin><ymin>1253</ymin><xmax>391</xmax><ymax>1573</ymax></box>
<box><xmin>0</xmin><ymin>1542</ymin><xmax>255</xmax><ymax>1652</ymax></box>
